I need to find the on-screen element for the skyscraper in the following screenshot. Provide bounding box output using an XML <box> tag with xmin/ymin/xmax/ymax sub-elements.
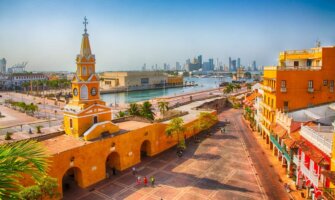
<box><xmin>198</xmin><ymin>55</ymin><xmax>202</xmax><ymax>68</ymax></box>
<box><xmin>229</xmin><ymin>57</ymin><xmax>232</xmax><ymax>71</ymax></box>
<box><xmin>176</xmin><ymin>62</ymin><xmax>181</xmax><ymax>71</ymax></box>
<box><xmin>237</xmin><ymin>58</ymin><xmax>241</xmax><ymax>68</ymax></box>
<box><xmin>252</xmin><ymin>60</ymin><xmax>257</xmax><ymax>71</ymax></box>
<box><xmin>0</xmin><ymin>58</ymin><xmax>6</xmax><ymax>74</ymax></box>
<box><xmin>231</xmin><ymin>60</ymin><xmax>237</xmax><ymax>71</ymax></box>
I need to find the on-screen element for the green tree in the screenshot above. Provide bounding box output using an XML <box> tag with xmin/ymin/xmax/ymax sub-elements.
<box><xmin>140</xmin><ymin>101</ymin><xmax>155</xmax><ymax>120</ymax></box>
<box><xmin>115</xmin><ymin>111</ymin><xmax>126</xmax><ymax>119</ymax></box>
<box><xmin>234</xmin><ymin>83</ymin><xmax>241</xmax><ymax>91</ymax></box>
<box><xmin>0</xmin><ymin>140</ymin><xmax>50</xmax><ymax>199</ymax></box>
<box><xmin>223</xmin><ymin>83</ymin><xmax>234</xmax><ymax>95</ymax></box>
<box><xmin>244</xmin><ymin>71</ymin><xmax>252</xmax><ymax>79</ymax></box>
<box><xmin>198</xmin><ymin>112</ymin><xmax>218</xmax><ymax>131</ymax></box>
<box><xmin>165</xmin><ymin>117</ymin><xmax>186</xmax><ymax>149</ymax></box>
<box><xmin>21</xmin><ymin>81</ymin><xmax>30</xmax><ymax>92</ymax></box>
<box><xmin>246</xmin><ymin>83</ymin><xmax>252</xmax><ymax>91</ymax></box>
<box><xmin>127</xmin><ymin>103</ymin><xmax>140</xmax><ymax>116</ymax></box>
<box><xmin>158</xmin><ymin>101</ymin><xmax>169</xmax><ymax>116</ymax></box>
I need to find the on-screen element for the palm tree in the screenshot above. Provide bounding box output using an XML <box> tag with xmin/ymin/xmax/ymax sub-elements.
<box><xmin>165</xmin><ymin>117</ymin><xmax>186</xmax><ymax>149</ymax></box>
<box><xmin>158</xmin><ymin>101</ymin><xmax>169</xmax><ymax>116</ymax></box>
<box><xmin>223</xmin><ymin>83</ymin><xmax>234</xmax><ymax>95</ymax></box>
<box><xmin>140</xmin><ymin>101</ymin><xmax>155</xmax><ymax>120</ymax></box>
<box><xmin>127</xmin><ymin>103</ymin><xmax>140</xmax><ymax>116</ymax></box>
<box><xmin>0</xmin><ymin>140</ymin><xmax>50</xmax><ymax>199</ymax></box>
<box><xmin>234</xmin><ymin>83</ymin><xmax>241</xmax><ymax>91</ymax></box>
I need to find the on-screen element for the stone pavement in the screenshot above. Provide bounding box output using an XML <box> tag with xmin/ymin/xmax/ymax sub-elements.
<box><xmin>64</xmin><ymin>109</ymin><xmax>266</xmax><ymax>200</ymax></box>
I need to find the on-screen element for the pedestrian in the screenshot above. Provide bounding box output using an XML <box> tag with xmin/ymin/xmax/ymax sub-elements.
<box><xmin>150</xmin><ymin>176</ymin><xmax>155</xmax><ymax>187</ymax></box>
<box><xmin>132</xmin><ymin>167</ymin><xmax>136</xmax><ymax>175</ymax></box>
<box><xmin>143</xmin><ymin>176</ymin><xmax>148</xmax><ymax>186</ymax></box>
<box><xmin>136</xmin><ymin>176</ymin><xmax>141</xmax><ymax>185</ymax></box>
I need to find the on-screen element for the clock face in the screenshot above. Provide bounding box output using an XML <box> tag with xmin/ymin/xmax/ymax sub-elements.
<box><xmin>91</xmin><ymin>87</ymin><xmax>97</xmax><ymax>96</ymax></box>
<box><xmin>73</xmin><ymin>88</ymin><xmax>78</xmax><ymax>96</ymax></box>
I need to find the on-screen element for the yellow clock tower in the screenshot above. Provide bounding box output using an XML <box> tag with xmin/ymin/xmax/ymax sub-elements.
<box><xmin>63</xmin><ymin>17</ymin><xmax>119</xmax><ymax>140</ymax></box>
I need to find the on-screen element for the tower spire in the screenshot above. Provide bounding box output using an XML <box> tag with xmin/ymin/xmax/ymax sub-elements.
<box><xmin>83</xmin><ymin>16</ymin><xmax>88</xmax><ymax>34</ymax></box>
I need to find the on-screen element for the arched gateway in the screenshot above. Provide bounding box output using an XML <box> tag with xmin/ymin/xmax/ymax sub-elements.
<box><xmin>62</xmin><ymin>167</ymin><xmax>83</xmax><ymax>195</ymax></box>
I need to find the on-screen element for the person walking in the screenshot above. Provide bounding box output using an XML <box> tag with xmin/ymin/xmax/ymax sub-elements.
<box><xmin>143</xmin><ymin>176</ymin><xmax>148</xmax><ymax>186</ymax></box>
<box><xmin>136</xmin><ymin>176</ymin><xmax>141</xmax><ymax>185</ymax></box>
<box><xmin>132</xmin><ymin>167</ymin><xmax>136</xmax><ymax>175</ymax></box>
<box><xmin>150</xmin><ymin>176</ymin><xmax>155</xmax><ymax>187</ymax></box>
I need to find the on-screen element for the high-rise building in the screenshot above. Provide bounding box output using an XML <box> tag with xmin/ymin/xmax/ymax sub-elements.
<box><xmin>237</xmin><ymin>58</ymin><xmax>241</xmax><ymax>68</ymax></box>
<box><xmin>198</xmin><ymin>55</ymin><xmax>202</xmax><ymax>68</ymax></box>
<box><xmin>252</xmin><ymin>60</ymin><xmax>257</xmax><ymax>71</ymax></box>
<box><xmin>142</xmin><ymin>63</ymin><xmax>146</xmax><ymax>71</ymax></box>
<box><xmin>229</xmin><ymin>57</ymin><xmax>232</xmax><ymax>71</ymax></box>
<box><xmin>0</xmin><ymin>58</ymin><xmax>6</xmax><ymax>74</ymax></box>
<box><xmin>231</xmin><ymin>60</ymin><xmax>237</xmax><ymax>71</ymax></box>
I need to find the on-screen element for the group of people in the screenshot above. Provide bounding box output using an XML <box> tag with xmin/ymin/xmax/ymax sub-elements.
<box><xmin>132</xmin><ymin>167</ymin><xmax>155</xmax><ymax>187</ymax></box>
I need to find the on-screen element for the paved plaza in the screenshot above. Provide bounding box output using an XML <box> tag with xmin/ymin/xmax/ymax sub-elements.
<box><xmin>63</xmin><ymin>108</ymin><xmax>273</xmax><ymax>200</ymax></box>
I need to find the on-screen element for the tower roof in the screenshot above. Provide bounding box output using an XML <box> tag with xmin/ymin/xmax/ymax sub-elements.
<box><xmin>80</xmin><ymin>33</ymin><xmax>92</xmax><ymax>57</ymax></box>
<box><xmin>79</xmin><ymin>17</ymin><xmax>93</xmax><ymax>58</ymax></box>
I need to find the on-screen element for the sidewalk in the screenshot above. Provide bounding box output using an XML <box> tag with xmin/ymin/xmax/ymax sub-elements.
<box><xmin>244</xmin><ymin>119</ymin><xmax>306</xmax><ymax>200</ymax></box>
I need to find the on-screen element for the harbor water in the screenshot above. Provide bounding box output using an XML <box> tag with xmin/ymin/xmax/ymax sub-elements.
<box><xmin>101</xmin><ymin>77</ymin><xmax>231</xmax><ymax>105</ymax></box>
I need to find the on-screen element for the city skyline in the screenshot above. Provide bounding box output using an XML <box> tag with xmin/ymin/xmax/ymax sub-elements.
<box><xmin>1</xmin><ymin>0</ymin><xmax>335</xmax><ymax>71</ymax></box>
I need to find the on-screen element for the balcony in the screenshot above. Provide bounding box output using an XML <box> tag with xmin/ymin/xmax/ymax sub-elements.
<box><xmin>308</xmin><ymin>87</ymin><xmax>314</xmax><ymax>93</ymax></box>
<box><xmin>261</xmin><ymin>85</ymin><xmax>276</xmax><ymax>93</ymax></box>
<box><xmin>300</xmin><ymin>126</ymin><xmax>333</xmax><ymax>155</ymax></box>
<box><xmin>300</xmin><ymin>162</ymin><xmax>319</xmax><ymax>187</ymax></box>
<box><xmin>280</xmin><ymin>87</ymin><xmax>287</xmax><ymax>93</ymax></box>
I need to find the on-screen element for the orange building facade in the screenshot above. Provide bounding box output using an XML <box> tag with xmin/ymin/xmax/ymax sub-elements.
<box><xmin>260</xmin><ymin>46</ymin><xmax>335</xmax><ymax>143</ymax></box>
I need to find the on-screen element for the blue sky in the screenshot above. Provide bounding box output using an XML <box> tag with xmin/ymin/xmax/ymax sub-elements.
<box><xmin>0</xmin><ymin>0</ymin><xmax>335</xmax><ymax>71</ymax></box>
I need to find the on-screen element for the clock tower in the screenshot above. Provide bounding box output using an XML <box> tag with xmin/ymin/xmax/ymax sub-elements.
<box><xmin>63</xmin><ymin>17</ymin><xmax>119</xmax><ymax>140</ymax></box>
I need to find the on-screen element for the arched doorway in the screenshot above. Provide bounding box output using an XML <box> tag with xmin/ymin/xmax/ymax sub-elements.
<box><xmin>140</xmin><ymin>140</ymin><xmax>151</xmax><ymax>161</ymax></box>
<box><xmin>62</xmin><ymin>167</ymin><xmax>83</xmax><ymax>196</ymax></box>
<box><xmin>106</xmin><ymin>151</ymin><xmax>121</xmax><ymax>177</ymax></box>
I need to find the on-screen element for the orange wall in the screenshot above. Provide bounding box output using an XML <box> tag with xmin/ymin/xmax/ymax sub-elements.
<box><xmin>275</xmin><ymin>47</ymin><xmax>335</xmax><ymax>111</ymax></box>
<box><xmin>47</xmin><ymin>111</ymin><xmax>217</xmax><ymax>198</ymax></box>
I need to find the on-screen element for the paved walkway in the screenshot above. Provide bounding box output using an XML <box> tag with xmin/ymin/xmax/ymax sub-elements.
<box><xmin>64</xmin><ymin>108</ymin><xmax>267</xmax><ymax>200</ymax></box>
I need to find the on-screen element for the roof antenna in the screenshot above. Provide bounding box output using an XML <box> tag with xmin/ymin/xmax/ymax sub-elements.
<box><xmin>315</xmin><ymin>39</ymin><xmax>321</xmax><ymax>48</ymax></box>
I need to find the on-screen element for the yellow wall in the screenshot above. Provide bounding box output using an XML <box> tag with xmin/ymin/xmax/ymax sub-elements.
<box><xmin>46</xmin><ymin>111</ymin><xmax>217</xmax><ymax>198</ymax></box>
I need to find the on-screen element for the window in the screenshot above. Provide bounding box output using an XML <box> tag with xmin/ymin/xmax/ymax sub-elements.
<box><xmin>294</xmin><ymin>61</ymin><xmax>299</xmax><ymax>67</ymax></box>
<box><xmin>93</xmin><ymin>116</ymin><xmax>98</xmax><ymax>124</ymax></box>
<box><xmin>308</xmin><ymin>80</ymin><xmax>313</xmax><ymax>88</ymax></box>
<box><xmin>330</xmin><ymin>80</ymin><xmax>334</xmax><ymax>92</ymax></box>
<box><xmin>82</xmin><ymin>66</ymin><xmax>87</xmax><ymax>75</ymax></box>
<box><xmin>70</xmin><ymin>119</ymin><xmax>73</xmax><ymax>128</ymax></box>
<box><xmin>323</xmin><ymin>80</ymin><xmax>328</xmax><ymax>86</ymax></box>
<box><xmin>271</xmin><ymin>99</ymin><xmax>274</xmax><ymax>107</ymax></box>
<box><xmin>80</xmin><ymin>84</ymin><xmax>88</xmax><ymax>99</ymax></box>
<box><xmin>281</xmin><ymin>80</ymin><xmax>286</xmax><ymax>88</ymax></box>
<box><xmin>141</xmin><ymin>78</ymin><xmax>149</xmax><ymax>85</ymax></box>
<box><xmin>284</xmin><ymin>101</ymin><xmax>288</xmax><ymax>112</ymax></box>
<box><xmin>307</xmin><ymin>59</ymin><xmax>312</xmax><ymax>67</ymax></box>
